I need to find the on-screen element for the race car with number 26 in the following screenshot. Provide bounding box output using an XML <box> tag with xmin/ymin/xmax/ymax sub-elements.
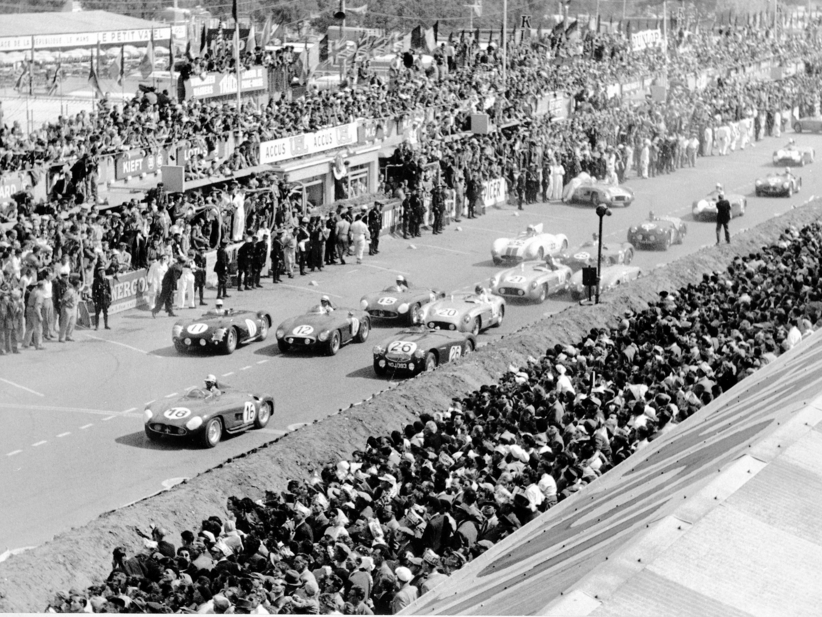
<box><xmin>172</xmin><ymin>308</ymin><xmax>272</xmax><ymax>355</ymax></box>
<box><xmin>372</xmin><ymin>326</ymin><xmax>476</xmax><ymax>376</ymax></box>
<box><xmin>144</xmin><ymin>388</ymin><xmax>274</xmax><ymax>448</ymax></box>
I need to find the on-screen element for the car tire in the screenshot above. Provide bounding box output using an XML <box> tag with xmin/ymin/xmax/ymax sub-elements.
<box><xmin>221</xmin><ymin>327</ymin><xmax>238</xmax><ymax>354</ymax></box>
<box><xmin>624</xmin><ymin>248</ymin><xmax>634</xmax><ymax>265</ymax></box>
<box><xmin>254</xmin><ymin>400</ymin><xmax>273</xmax><ymax>429</ymax></box>
<box><xmin>257</xmin><ymin>317</ymin><xmax>270</xmax><ymax>341</ymax></box>
<box><xmin>464</xmin><ymin>339</ymin><xmax>475</xmax><ymax>354</ymax></box>
<box><xmin>173</xmin><ymin>340</ymin><xmax>187</xmax><ymax>354</ymax></box>
<box><xmin>145</xmin><ymin>426</ymin><xmax>160</xmax><ymax>442</ymax></box>
<box><xmin>277</xmin><ymin>339</ymin><xmax>291</xmax><ymax>353</ymax></box>
<box><xmin>755</xmin><ymin>189</ymin><xmax>761</xmax><ymax>197</ymax></box>
<box><xmin>470</xmin><ymin>317</ymin><xmax>480</xmax><ymax>336</ymax></box>
<box><xmin>561</xmin><ymin>239</ymin><xmax>569</xmax><ymax>251</ymax></box>
<box><xmin>794</xmin><ymin>122</ymin><xmax>802</xmax><ymax>133</ymax></box>
<box><xmin>492</xmin><ymin>257</ymin><xmax>502</xmax><ymax>266</ymax></box>
<box><xmin>201</xmin><ymin>418</ymin><xmax>222</xmax><ymax>448</ymax></box>
<box><xmin>326</xmin><ymin>330</ymin><xmax>341</xmax><ymax>356</ymax></box>
<box><xmin>424</xmin><ymin>352</ymin><xmax>438</xmax><ymax>372</ymax></box>
<box><xmin>663</xmin><ymin>232</ymin><xmax>672</xmax><ymax>250</ymax></box>
<box><xmin>408</xmin><ymin>303</ymin><xmax>421</xmax><ymax>325</ymax></box>
<box><xmin>494</xmin><ymin>305</ymin><xmax>505</xmax><ymax>327</ymax></box>
<box><xmin>354</xmin><ymin>317</ymin><xmax>370</xmax><ymax>343</ymax></box>
<box><xmin>787</xmin><ymin>186</ymin><xmax>793</xmax><ymax>198</ymax></box>
<box><xmin>537</xmin><ymin>283</ymin><xmax>548</xmax><ymax>304</ymax></box>
<box><xmin>373</xmin><ymin>360</ymin><xmax>387</xmax><ymax>376</ymax></box>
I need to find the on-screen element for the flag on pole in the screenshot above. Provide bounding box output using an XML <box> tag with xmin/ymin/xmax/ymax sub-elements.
<box><xmin>139</xmin><ymin>38</ymin><xmax>154</xmax><ymax>79</ymax></box>
<box><xmin>118</xmin><ymin>44</ymin><xmax>125</xmax><ymax>85</ymax></box>
<box><xmin>261</xmin><ymin>15</ymin><xmax>273</xmax><ymax>47</ymax></box>
<box><xmin>88</xmin><ymin>55</ymin><xmax>104</xmax><ymax>97</ymax></box>
<box><xmin>108</xmin><ymin>50</ymin><xmax>121</xmax><ymax>81</ymax></box>
<box><xmin>319</xmin><ymin>34</ymin><xmax>329</xmax><ymax>61</ymax></box>
<box><xmin>348</xmin><ymin>4</ymin><xmax>367</xmax><ymax>14</ymax></box>
<box><xmin>424</xmin><ymin>26</ymin><xmax>436</xmax><ymax>52</ymax></box>
<box><xmin>232</xmin><ymin>0</ymin><xmax>238</xmax><ymax>24</ymax></box>
<box><xmin>246</xmin><ymin>22</ymin><xmax>256</xmax><ymax>52</ymax></box>
<box><xmin>14</xmin><ymin>61</ymin><xmax>30</xmax><ymax>91</ymax></box>
<box><xmin>411</xmin><ymin>25</ymin><xmax>424</xmax><ymax>50</ymax></box>
<box><xmin>200</xmin><ymin>24</ymin><xmax>207</xmax><ymax>55</ymax></box>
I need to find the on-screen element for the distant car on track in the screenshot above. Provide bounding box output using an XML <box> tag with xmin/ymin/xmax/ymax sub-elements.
<box><xmin>557</xmin><ymin>240</ymin><xmax>635</xmax><ymax>271</ymax></box>
<box><xmin>692</xmin><ymin>189</ymin><xmax>746</xmax><ymax>221</ymax></box>
<box><xmin>172</xmin><ymin>308</ymin><xmax>272</xmax><ymax>355</ymax></box>
<box><xmin>491</xmin><ymin>223</ymin><xmax>568</xmax><ymax>265</ymax></box>
<box><xmin>276</xmin><ymin>304</ymin><xmax>371</xmax><ymax>355</ymax></box>
<box><xmin>568</xmin><ymin>264</ymin><xmax>643</xmax><ymax>300</ymax></box>
<box><xmin>793</xmin><ymin>116</ymin><xmax>822</xmax><ymax>133</ymax></box>
<box><xmin>565</xmin><ymin>181</ymin><xmax>634</xmax><ymax>207</ymax></box>
<box><xmin>144</xmin><ymin>388</ymin><xmax>274</xmax><ymax>448</ymax></box>
<box><xmin>627</xmin><ymin>213</ymin><xmax>687</xmax><ymax>250</ymax></box>
<box><xmin>772</xmin><ymin>142</ymin><xmax>815</xmax><ymax>166</ymax></box>
<box><xmin>372</xmin><ymin>326</ymin><xmax>476</xmax><ymax>376</ymax></box>
<box><xmin>416</xmin><ymin>292</ymin><xmax>505</xmax><ymax>335</ymax></box>
<box><xmin>755</xmin><ymin>171</ymin><xmax>802</xmax><ymax>197</ymax></box>
<box><xmin>360</xmin><ymin>284</ymin><xmax>444</xmax><ymax>324</ymax></box>
<box><xmin>489</xmin><ymin>260</ymin><xmax>572</xmax><ymax>303</ymax></box>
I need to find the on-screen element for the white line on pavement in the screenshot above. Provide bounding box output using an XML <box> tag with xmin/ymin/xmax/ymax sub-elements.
<box><xmin>80</xmin><ymin>424</ymin><xmax>93</xmax><ymax>430</ymax></box>
<box><xmin>83</xmin><ymin>334</ymin><xmax>152</xmax><ymax>355</ymax></box>
<box><xmin>277</xmin><ymin>283</ymin><xmax>344</xmax><ymax>298</ymax></box>
<box><xmin>0</xmin><ymin>403</ymin><xmax>136</xmax><ymax>417</ymax></box>
<box><xmin>6</xmin><ymin>450</ymin><xmax>21</xmax><ymax>457</ymax></box>
<box><xmin>411</xmin><ymin>243</ymin><xmax>473</xmax><ymax>255</ymax></box>
<box><xmin>144</xmin><ymin>400</ymin><xmax>156</xmax><ymax>406</ymax></box>
<box><xmin>32</xmin><ymin>441</ymin><xmax>47</xmax><ymax>447</ymax></box>
<box><xmin>0</xmin><ymin>377</ymin><xmax>45</xmax><ymax>397</ymax></box>
<box><xmin>164</xmin><ymin>392</ymin><xmax>178</xmax><ymax>398</ymax></box>
<box><xmin>57</xmin><ymin>432</ymin><xmax>71</xmax><ymax>438</ymax></box>
<box><xmin>240</xmin><ymin>366</ymin><xmax>251</xmax><ymax>371</ymax></box>
<box><xmin>121</xmin><ymin>407</ymin><xmax>137</xmax><ymax>414</ymax></box>
<box><xmin>256</xmin><ymin>360</ymin><xmax>268</xmax><ymax>364</ymax></box>
<box><xmin>222</xmin><ymin>371</ymin><xmax>234</xmax><ymax>377</ymax></box>
<box><xmin>359</xmin><ymin>262</ymin><xmax>411</xmax><ymax>275</ymax></box>
<box><xmin>346</xmin><ymin>269</ymin><xmax>360</xmax><ymax>274</ymax></box>
<box><xmin>102</xmin><ymin>416</ymin><xmax>115</xmax><ymax>421</ymax></box>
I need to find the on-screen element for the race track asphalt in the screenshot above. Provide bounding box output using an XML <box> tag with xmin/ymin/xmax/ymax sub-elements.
<box><xmin>1</xmin><ymin>132</ymin><xmax>819</xmax><ymax>551</ymax></box>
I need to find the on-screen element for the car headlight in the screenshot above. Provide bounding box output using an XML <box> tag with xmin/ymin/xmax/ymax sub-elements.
<box><xmin>373</xmin><ymin>344</ymin><xmax>385</xmax><ymax>355</ymax></box>
<box><xmin>186</xmin><ymin>417</ymin><xmax>203</xmax><ymax>431</ymax></box>
<box><xmin>276</xmin><ymin>328</ymin><xmax>285</xmax><ymax>338</ymax></box>
<box><xmin>398</xmin><ymin>303</ymin><xmax>409</xmax><ymax>314</ymax></box>
<box><xmin>172</xmin><ymin>325</ymin><xmax>183</xmax><ymax>337</ymax></box>
<box><xmin>360</xmin><ymin>299</ymin><xmax>368</xmax><ymax>310</ymax></box>
<box><xmin>755</xmin><ymin>180</ymin><xmax>762</xmax><ymax>186</ymax></box>
<box><xmin>629</xmin><ymin>226</ymin><xmax>637</xmax><ymax>233</ymax></box>
<box><xmin>531</xmin><ymin>281</ymin><xmax>538</xmax><ymax>290</ymax></box>
<box><xmin>462</xmin><ymin>315</ymin><xmax>471</xmax><ymax>323</ymax></box>
<box><xmin>184</xmin><ymin>338</ymin><xmax>191</xmax><ymax>345</ymax></box>
<box><xmin>144</xmin><ymin>409</ymin><xmax>153</xmax><ymax>422</ymax></box>
<box><xmin>783</xmin><ymin>182</ymin><xmax>790</xmax><ymax>188</ymax></box>
<box><xmin>318</xmin><ymin>330</ymin><xmax>329</xmax><ymax>342</ymax></box>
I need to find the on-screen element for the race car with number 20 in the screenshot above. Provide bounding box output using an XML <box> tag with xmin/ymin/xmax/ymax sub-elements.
<box><xmin>372</xmin><ymin>326</ymin><xmax>476</xmax><ymax>376</ymax></box>
<box><xmin>144</xmin><ymin>388</ymin><xmax>274</xmax><ymax>448</ymax></box>
<box><xmin>415</xmin><ymin>292</ymin><xmax>505</xmax><ymax>335</ymax></box>
<box><xmin>172</xmin><ymin>308</ymin><xmax>272</xmax><ymax>354</ymax></box>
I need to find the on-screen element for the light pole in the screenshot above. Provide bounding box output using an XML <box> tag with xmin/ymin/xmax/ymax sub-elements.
<box><xmin>595</xmin><ymin>204</ymin><xmax>612</xmax><ymax>304</ymax></box>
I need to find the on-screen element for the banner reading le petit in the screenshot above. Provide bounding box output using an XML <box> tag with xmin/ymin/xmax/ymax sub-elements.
<box><xmin>259</xmin><ymin>122</ymin><xmax>360</xmax><ymax>165</ymax></box>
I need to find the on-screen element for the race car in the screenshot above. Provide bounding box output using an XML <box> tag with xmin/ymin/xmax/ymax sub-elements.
<box><xmin>144</xmin><ymin>387</ymin><xmax>274</xmax><ymax>448</ymax></box>
<box><xmin>627</xmin><ymin>213</ymin><xmax>687</xmax><ymax>250</ymax></box>
<box><xmin>565</xmin><ymin>180</ymin><xmax>634</xmax><ymax>207</ymax></box>
<box><xmin>276</xmin><ymin>304</ymin><xmax>371</xmax><ymax>355</ymax></box>
<box><xmin>755</xmin><ymin>171</ymin><xmax>802</xmax><ymax>197</ymax></box>
<box><xmin>793</xmin><ymin>116</ymin><xmax>822</xmax><ymax>133</ymax></box>
<box><xmin>416</xmin><ymin>292</ymin><xmax>505</xmax><ymax>335</ymax></box>
<box><xmin>772</xmin><ymin>142</ymin><xmax>815</xmax><ymax>166</ymax></box>
<box><xmin>172</xmin><ymin>308</ymin><xmax>272</xmax><ymax>354</ymax></box>
<box><xmin>372</xmin><ymin>326</ymin><xmax>476</xmax><ymax>376</ymax></box>
<box><xmin>491</xmin><ymin>223</ymin><xmax>569</xmax><ymax>265</ymax></box>
<box><xmin>489</xmin><ymin>260</ymin><xmax>573</xmax><ymax>303</ymax></box>
<box><xmin>568</xmin><ymin>264</ymin><xmax>643</xmax><ymax>300</ymax></box>
<box><xmin>557</xmin><ymin>241</ymin><xmax>635</xmax><ymax>272</ymax></box>
<box><xmin>360</xmin><ymin>284</ymin><xmax>444</xmax><ymax>323</ymax></box>
<box><xmin>691</xmin><ymin>189</ymin><xmax>746</xmax><ymax>221</ymax></box>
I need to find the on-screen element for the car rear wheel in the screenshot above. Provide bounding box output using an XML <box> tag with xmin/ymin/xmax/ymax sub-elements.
<box><xmin>354</xmin><ymin>318</ymin><xmax>370</xmax><ymax>343</ymax></box>
<box><xmin>494</xmin><ymin>305</ymin><xmax>505</xmax><ymax>327</ymax></box>
<box><xmin>202</xmin><ymin>418</ymin><xmax>222</xmax><ymax>448</ymax></box>
<box><xmin>424</xmin><ymin>352</ymin><xmax>438</xmax><ymax>372</ymax></box>
<box><xmin>145</xmin><ymin>426</ymin><xmax>161</xmax><ymax>442</ymax></box>
<box><xmin>221</xmin><ymin>327</ymin><xmax>238</xmax><ymax>354</ymax></box>
<box><xmin>470</xmin><ymin>317</ymin><xmax>480</xmax><ymax>336</ymax></box>
<box><xmin>663</xmin><ymin>232</ymin><xmax>672</xmax><ymax>250</ymax></box>
<box><xmin>278</xmin><ymin>339</ymin><xmax>291</xmax><ymax>353</ymax></box>
<box><xmin>254</xmin><ymin>400</ymin><xmax>273</xmax><ymax>429</ymax></box>
<box><xmin>787</xmin><ymin>186</ymin><xmax>793</xmax><ymax>198</ymax></box>
<box><xmin>326</xmin><ymin>330</ymin><xmax>341</xmax><ymax>356</ymax></box>
<box><xmin>258</xmin><ymin>317</ymin><xmax>270</xmax><ymax>341</ymax></box>
<box><xmin>174</xmin><ymin>340</ymin><xmax>187</xmax><ymax>354</ymax></box>
<box><xmin>537</xmin><ymin>283</ymin><xmax>548</xmax><ymax>304</ymax></box>
<box><xmin>624</xmin><ymin>248</ymin><xmax>634</xmax><ymax>265</ymax></box>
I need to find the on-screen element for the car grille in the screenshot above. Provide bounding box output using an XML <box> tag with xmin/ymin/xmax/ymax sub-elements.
<box><xmin>498</xmin><ymin>287</ymin><xmax>526</xmax><ymax>296</ymax></box>
<box><xmin>426</xmin><ymin>320</ymin><xmax>459</xmax><ymax>331</ymax></box>
<box><xmin>149</xmin><ymin>424</ymin><xmax>187</xmax><ymax>436</ymax></box>
<box><xmin>285</xmin><ymin>336</ymin><xmax>316</xmax><ymax>345</ymax></box>
<box><xmin>612</xmin><ymin>195</ymin><xmax>627</xmax><ymax>202</ymax></box>
<box><xmin>368</xmin><ymin>309</ymin><xmax>398</xmax><ymax>318</ymax></box>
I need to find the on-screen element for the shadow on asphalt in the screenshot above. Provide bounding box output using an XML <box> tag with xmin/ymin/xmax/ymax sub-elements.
<box><xmin>346</xmin><ymin>365</ymin><xmax>389</xmax><ymax>381</ymax></box>
<box><xmin>473</xmin><ymin>259</ymin><xmax>499</xmax><ymax>268</ymax></box>
<box><xmin>115</xmin><ymin>430</ymin><xmax>206</xmax><ymax>451</ymax></box>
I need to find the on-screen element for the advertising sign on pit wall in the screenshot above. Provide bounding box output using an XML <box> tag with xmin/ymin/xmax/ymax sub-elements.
<box><xmin>108</xmin><ymin>269</ymin><xmax>150</xmax><ymax>314</ymax></box>
<box><xmin>0</xmin><ymin>172</ymin><xmax>32</xmax><ymax>203</ymax></box>
<box><xmin>259</xmin><ymin>122</ymin><xmax>360</xmax><ymax>165</ymax></box>
<box><xmin>115</xmin><ymin>149</ymin><xmax>167</xmax><ymax>181</ymax></box>
<box><xmin>482</xmin><ymin>178</ymin><xmax>508</xmax><ymax>208</ymax></box>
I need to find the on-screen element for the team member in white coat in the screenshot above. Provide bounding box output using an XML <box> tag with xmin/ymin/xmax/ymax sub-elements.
<box><xmin>146</xmin><ymin>254</ymin><xmax>168</xmax><ymax>309</ymax></box>
<box><xmin>176</xmin><ymin>256</ymin><xmax>196</xmax><ymax>310</ymax></box>
<box><xmin>349</xmin><ymin>214</ymin><xmax>370</xmax><ymax>265</ymax></box>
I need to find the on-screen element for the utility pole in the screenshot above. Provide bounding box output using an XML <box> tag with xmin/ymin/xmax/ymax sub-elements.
<box><xmin>502</xmin><ymin>0</ymin><xmax>507</xmax><ymax>88</ymax></box>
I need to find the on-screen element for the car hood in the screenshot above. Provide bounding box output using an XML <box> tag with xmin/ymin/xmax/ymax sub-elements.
<box><xmin>149</xmin><ymin>390</ymin><xmax>249</xmax><ymax>426</ymax></box>
<box><xmin>494</xmin><ymin>263</ymin><xmax>568</xmax><ymax>285</ymax></box>
<box><xmin>758</xmin><ymin>175</ymin><xmax>791</xmax><ymax>183</ymax></box>
<box><xmin>774</xmin><ymin>147</ymin><xmax>809</xmax><ymax>156</ymax></box>
<box><xmin>175</xmin><ymin>310</ymin><xmax>256</xmax><ymax>329</ymax></box>
<box><xmin>278</xmin><ymin>309</ymin><xmax>359</xmax><ymax>333</ymax></box>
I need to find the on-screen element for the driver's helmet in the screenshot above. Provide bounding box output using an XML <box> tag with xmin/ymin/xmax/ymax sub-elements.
<box><xmin>789</xmin><ymin>138</ymin><xmax>796</xmax><ymax>145</ymax></box>
<box><xmin>396</xmin><ymin>275</ymin><xmax>406</xmax><ymax>286</ymax></box>
<box><xmin>205</xmin><ymin>374</ymin><xmax>217</xmax><ymax>389</ymax></box>
<box><xmin>215</xmin><ymin>299</ymin><xmax>224</xmax><ymax>309</ymax></box>
<box><xmin>320</xmin><ymin>295</ymin><xmax>332</xmax><ymax>307</ymax></box>
<box><xmin>475</xmin><ymin>284</ymin><xmax>484</xmax><ymax>295</ymax></box>
<box><xmin>715</xmin><ymin>182</ymin><xmax>723</xmax><ymax>191</ymax></box>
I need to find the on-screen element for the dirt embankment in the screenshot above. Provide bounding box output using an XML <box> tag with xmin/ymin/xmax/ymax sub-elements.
<box><xmin>2</xmin><ymin>203</ymin><xmax>821</xmax><ymax>612</ymax></box>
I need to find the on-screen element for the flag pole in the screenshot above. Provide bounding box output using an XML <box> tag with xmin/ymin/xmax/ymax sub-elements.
<box><xmin>502</xmin><ymin>0</ymin><xmax>507</xmax><ymax>88</ymax></box>
<box><xmin>235</xmin><ymin>15</ymin><xmax>242</xmax><ymax>142</ymax></box>
<box><xmin>169</xmin><ymin>30</ymin><xmax>175</xmax><ymax>102</ymax></box>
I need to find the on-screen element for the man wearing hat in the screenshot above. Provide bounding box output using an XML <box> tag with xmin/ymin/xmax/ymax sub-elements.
<box><xmin>236</xmin><ymin>234</ymin><xmax>256</xmax><ymax>292</ymax></box>
<box><xmin>214</xmin><ymin>240</ymin><xmax>230</xmax><ymax>300</ymax></box>
<box><xmin>270</xmin><ymin>230</ymin><xmax>284</xmax><ymax>283</ymax></box>
<box><xmin>391</xmin><ymin>566</ymin><xmax>418</xmax><ymax>613</ymax></box>
<box><xmin>419</xmin><ymin>549</ymin><xmax>449</xmax><ymax>595</ymax></box>
<box><xmin>715</xmin><ymin>190</ymin><xmax>732</xmax><ymax>245</ymax></box>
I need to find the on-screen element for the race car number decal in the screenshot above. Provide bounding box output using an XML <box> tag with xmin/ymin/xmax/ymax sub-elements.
<box><xmin>293</xmin><ymin>325</ymin><xmax>314</xmax><ymax>335</ymax></box>
<box><xmin>641</xmin><ymin>223</ymin><xmax>655</xmax><ymax>231</ymax></box>
<box><xmin>436</xmin><ymin>308</ymin><xmax>459</xmax><ymax>317</ymax></box>
<box><xmin>164</xmin><ymin>407</ymin><xmax>191</xmax><ymax>419</ymax></box>
<box><xmin>573</xmin><ymin>252</ymin><xmax>590</xmax><ymax>261</ymax></box>
<box><xmin>245</xmin><ymin>319</ymin><xmax>257</xmax><ymax>337</ymax></box>
<box><xmin>243</xmin><ymin>401</ymin><xmax>256</xmax><ymax>423</ymax></box>
<box><xmin>377</xmin><ymin>297</ymin><xmax>397</xmax><ymax>305</ymax></box>
<box><xmin>505</xmin><ymin>275</ymin><xmax>526</xmax><ymax>283</ymax></box>
<box><xmin>187</xmin><ymin>323</ymin><xmax>208</xmax><ymax>334</ymax></box>
<box><xmin>448</xmin><ymin>345</ymin><xmax>462</xmax><ymax>362</ymax></box>
<box><xmin>388</xmin><ymin>341</ymin><xmax>417</xmax><ymax>355</ymax></box>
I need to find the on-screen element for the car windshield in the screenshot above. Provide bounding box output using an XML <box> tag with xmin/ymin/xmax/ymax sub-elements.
<box><xmin>400</xmin><ymin>326</ymin><xmax>426</xmax><ymax>334</ymax></box>
<box><xmin>382</xmin><ymin>285</ymin><xmax>402</xmax><ymax>293</ymax></box>
<box><xmin>532</xmin><ymin>265</ymin><xmax>549</xmax><ymax>272</ymax></box>
<box><xmin>306</xmin><ymin>305</ymin><xmax>327</xmax><ymax>315</ymax></box>
<box><xmin>184</xmin><ymin>388</ymin><xmax>212</xmax><ymax>400</ymax></box>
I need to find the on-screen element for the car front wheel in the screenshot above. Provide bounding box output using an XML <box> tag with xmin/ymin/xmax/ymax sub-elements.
<box><xmin>202</xmin><ymin>418</ymin><xmax>222</xmax><ymax>448</ymax></box>
<box><xmin>145</xmin><ymin>426</ymin><xmax>160</xmax><ymax>442</ymax></box>
<box><xmin>470</xmin><ymin>317</ymin><xmax>480</xmax><ymax>335</ymax></box>
<box><xmin>494</xmin><ymin>305</ymin><xmax>505</xmax><ymax>327</ymax></box>
<box><xmin>254</xmin><ymin>400</ymin><xmax>273</xmax><ymax>429</ymax></box>
<box><xmin>221</xmin><ymin>328</ymin><xmax>238</xmax><ymax>354</ymax></box>
<box><xmin>326</xmin><ymin>330</ymin><xmax>341</xmax><ymax>356</ymax></box>
<box><xmin>537</xmin><ymin>283</ymin><xmax>548</xmax><ymax>304</ymax></box>
<box><xmin>354</xmin><ymin>318</ymin><xmax>370</xmax><ymax>343</ymax></box>
<box><xmin>257</xmin><ymin>317</ymin><xmax>270</xmax><ymax>341</ymax></box>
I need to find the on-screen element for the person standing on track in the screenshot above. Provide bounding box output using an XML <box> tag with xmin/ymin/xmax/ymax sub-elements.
<box><xmin>22</xmin><ymin>280</ymin><xmax>45</xmax><ymax>350</ymax></box>
<box><xmin>152</xmin><ymin>256</ymin><xmax>185</xmax><ymax>317</ymax></box>
<box><xmin>236</xmin><ymin>235</ymin><xmax>255</xmax><ymax>291</ymax></box>
<box><xmin>214</xmin><ymin>241</ymin><xmax>230</xmax><ymax>300</ymax></box>
<box><xmin>350</xmin><ymin>214</ymin><xmax>370</xmax><ymax>265</ymax></box>
<box><xmin>270</xmin><ymin>230</ymin><xmax>283</xmax><ymax>283</ymax></box>
<box><xmin>92</xmin><ymin>265</ymin><xmax>111</xmax><ymax>330</ymax></box>
<box><xmin>58</xmin><ymin>278</ymin><xmax>81</xmax><ymax>342</ymax></box>
<box><xmin>335</xmin><ymin>214</ymin><xmax>350</xmax><ymax>265</ymax></box>
<box><xmin>715</xmin><ymin>192</ymin><xmax>732</xmax><ymax>245</ymax></box>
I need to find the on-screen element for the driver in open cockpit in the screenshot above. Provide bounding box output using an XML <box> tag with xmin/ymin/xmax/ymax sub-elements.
<box><xmin>204</xmin><ymin>374</ymin><xmax>222</xmax><ymax>396</ymax></box>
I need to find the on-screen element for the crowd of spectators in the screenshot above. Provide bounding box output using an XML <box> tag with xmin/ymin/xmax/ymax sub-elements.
<box><xmin>45</xmin><ymin>219</ymin><xmax>820</xmax><ymax>614</ymax></box>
